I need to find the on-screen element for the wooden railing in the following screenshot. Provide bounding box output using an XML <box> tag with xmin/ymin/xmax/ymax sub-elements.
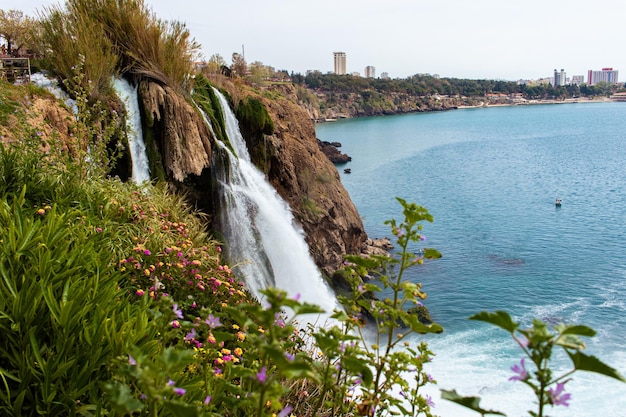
<box><xmin>0</xmin><ymin>57</ymin><xmax>31</xmax><ymax>83</ymax></box>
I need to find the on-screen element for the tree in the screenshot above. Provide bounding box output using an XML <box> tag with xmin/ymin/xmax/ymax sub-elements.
<box><xmin>248</xmin><ymin>60</ymin><xmax>271</xmax><ymax>84</ymax></box>
<box><xmin>206</xmin><ymin>53</ymin><xmax>226</xmax><ymax>75</ymax></box>
<box><xmin>231</xmin><ymin>52</ymin><xmax>247</xmax><ymax>77</ymax></box>
<box><xmin>0</xmin><ymin>9</ymin><xmax>37</xmax><ymax>56</ymax></box>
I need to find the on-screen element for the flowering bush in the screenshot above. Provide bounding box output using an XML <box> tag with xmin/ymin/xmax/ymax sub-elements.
<box><xmin>443</xmin><ymin>310</ymin><xmax>626</xmax><ymax>417</ymax></box>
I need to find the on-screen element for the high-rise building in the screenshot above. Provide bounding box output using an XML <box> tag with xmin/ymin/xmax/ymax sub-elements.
<box><xmin>571</xmin><ymin>75</ymin><xmax>584</xmax><ymax>85</ymax></box>
<box><xmin>365</xmin><ymin>66</ymin><xmax>376</xmax><ymax>78</ymax></box>
<box><xmin>553</xmin><ymin>68</ymin><xmax>566</xmax><ymax>86</ymax></box>
<box><xmin>333</xmin><ymin>52</ymin><xmax>346</xmax><ymax>75</ymax></box>
<box><xmin>587</xmin><ymin>68</ymin><xmax>619</xmax><ymax>85</ymax></box>
<box><xmin>381</xmin><ymin>72</ymin><xmax>390</xmax><ymax>79</ymax></box>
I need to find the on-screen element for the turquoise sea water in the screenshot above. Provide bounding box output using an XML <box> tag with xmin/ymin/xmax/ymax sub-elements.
<box><xmin>316</xmin><ymin>102</ymin><xmax>626</xmax><ymax>417</ymax></box>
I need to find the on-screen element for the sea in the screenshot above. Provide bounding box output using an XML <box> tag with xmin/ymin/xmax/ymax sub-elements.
<box><xmin>316</xmin><ymin>102</ymin><xmax>626</xmax><ymax>417</ymax></box>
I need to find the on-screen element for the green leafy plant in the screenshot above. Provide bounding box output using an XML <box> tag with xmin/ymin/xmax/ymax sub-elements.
<box><xmin>334</xmin><ymin>197</ymin><xmax>443</xmax><ymax>417</ymax></box>
<box><xmin>443</xmin><ymin>310</ymin><xmax>626</xmax><ymax>417</ymax></box>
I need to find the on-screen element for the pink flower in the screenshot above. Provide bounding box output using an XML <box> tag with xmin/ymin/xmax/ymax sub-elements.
<box><xmin>173</xmin><ymin>303</ymin><xmax>184</xmax><ymax>319</ymax></box>
<box><xmin>549</xmin><ymin>382</ymin><xmax>571</xmax><ymax>407</ymax></box>
<box><xmin>256</xmin><ymin>366</ymin><xmax>267</xmax><ymax>383</ymax></box>
<box><xmin>509</xmin><ymin>358</ymin><xmax>529</xmax><ymax>381</ymax></box>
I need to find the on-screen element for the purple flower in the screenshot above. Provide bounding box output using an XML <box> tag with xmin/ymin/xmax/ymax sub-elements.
<box><xmin>285</xmin><ymin>352</ymin><xmax>295</xmax><ymax>361</ymax></box>
<box><xmin>277</xmin><ymin>405</ymin><xmax>293</xmax><ymax>417</ymax></box>
<box><xmin>205</xmin><ymin>314</ymin><xmax>221</xmax><ymax>329</ymax></box>
<box><xmin>204</xmin><ymin>395</ymin><xmax>212</xmax><ymax>405</ymax></box>
<box><xmin>256</xmin><ymin>366</ymin><xmax>267</xmax><ymax>383</ymax></box>
<box><xmin>167</xmin><ymin>379</ymin><xmax>176</xmax><ymax>386</ymax></box>
<box><xmin>509</xmin><ymin>358</ymin><xmax>529</xmax><ymax>381</ymax></box>
<box><xmin>173</xmin><ymin>387</ymin><xmax>186</xmax><ymax>396</ymax></box>
<box><xmin>274</xmin><ymin>313</ymin><xmax>286</xmax><ymax>328</ymax></box>
<box><xmin>549</xmin><ymin>382</ymin><xmax>571</xmax><ymax>407</ymax></box>
<box><xmin>128</xmin><ymin>354</ymin><xmax>137</xmax><ymax>365</ymax></box>
<box><xmin>425</xmin><ymin>394</ymin><xmax>435</xmax><ymax>408</ymax></box>
<box><xmin>173</xmin><ymin>303</ymin><xmax>184</xmax><ymax>319</ymax></box>
<box><xmin>184</xmin><ymin>329</ymin><xmax>197</xmax><ymax>342</ymax></box>
<box><xmin>143</xmin><ymin>249</ymin><xmax>151</xmax><ymax>256</ymax></box>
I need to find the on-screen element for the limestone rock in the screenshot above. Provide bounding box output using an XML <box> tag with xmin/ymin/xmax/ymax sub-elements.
<box><xmin>138</xmin><ymin>81</ymin><xmax>212</xmax><ymax>181</ymax></box>
<box><xmin>318</xmin><ymin>139</ymin><xmax>352</xmax><ymax>163</ymax></box>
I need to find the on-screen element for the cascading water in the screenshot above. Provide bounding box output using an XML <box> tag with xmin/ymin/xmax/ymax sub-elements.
<box><xmin>211</xmin><ymin>89</ymin><xmax>337</xmax><ymax>314</ymax></box>
<box><xmin>112</xmin><ymin>78</ymin><xmax>151</xmax><ymax>183</ymax></box>
<box><xmin>31</xmin><ymin>73</ymin><xmax>78</xmax><ymax>114</ymax></box>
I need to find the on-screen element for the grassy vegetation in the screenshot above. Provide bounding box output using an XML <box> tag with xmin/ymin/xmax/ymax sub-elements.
<box><xmin>0</xmin><ymin>80</ymin><xmax>447</xmax><ymax>416</ymax></box>
<box><xmin>38</xmin><ymin>0</ymin><xmax>199</xmax><ymax>102</ymax></box>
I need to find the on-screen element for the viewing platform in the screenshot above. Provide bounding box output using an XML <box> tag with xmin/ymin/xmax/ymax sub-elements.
<box><xmin>0</xmin><ymin>57</ymin><xmax>31</xmax><ymax>84</ymax></box>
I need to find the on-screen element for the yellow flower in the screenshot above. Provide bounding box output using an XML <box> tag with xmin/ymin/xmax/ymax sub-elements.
<box><xmin>236</xmin><ymin>331</ymin><xmax>246</xmax><ymax>342</ymax></box>
<box><xmin>232</xmin><ymin>324</ymin><xmax>240</xmax><ymax>330</ymax></box>
<box><xmin>234</xmin><ymin>347</ymin><xmax>243</xmax><ymax>357</ymax></box>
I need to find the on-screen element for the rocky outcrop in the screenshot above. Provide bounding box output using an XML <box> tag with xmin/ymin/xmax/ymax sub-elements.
<box><xmin>214</xmin><ymin>81</ymin><xmax>368</xmax><ymax>277</ymax></box>
<box><xmin>303</xmin><ymin>90</ymin><xmax>484</xmax><ymax>121</ymax></box>
<box><xmin>138</xmin><ymin>81</ymin><xmax>213</xmax><ymax>181</ymax></box>
<box><xmin>317</xmin><ymin>140</ymin><xmax>352</xmax><ymax>163</ymax></box>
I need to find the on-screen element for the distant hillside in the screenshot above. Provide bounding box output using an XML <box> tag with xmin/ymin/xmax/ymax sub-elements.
<box><xmin>290</xmin><ymin>72</ymin><xmax>622</xmax><ymax>120</ymax></box>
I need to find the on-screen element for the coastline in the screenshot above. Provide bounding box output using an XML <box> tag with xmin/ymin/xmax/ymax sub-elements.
<box><xmin>456</xmin><ymin>96</ymin><xmax>612</xmax><ymax>109</ymax></box>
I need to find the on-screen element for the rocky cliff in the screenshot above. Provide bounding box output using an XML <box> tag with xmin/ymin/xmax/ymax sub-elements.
<box><xmin>15</xmin><ymin>75</ymin><xmax>369</xmax><ymax>281</ymax></box>
<box><xmin>300</xmin><ymin>89</ymin><xmax>485</xmax><ymax>121</ymax></box>
<box><xmin>211</xmin><ymin>80</ymin><xmax>367</xmax><ymax>277</ymax></box>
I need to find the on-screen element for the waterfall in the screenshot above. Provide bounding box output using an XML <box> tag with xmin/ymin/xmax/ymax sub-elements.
<box><xmin>112</xmin><ymin>78</ymin><xmax>151</xmax><ymax>183</ymax></box>
<box><xmin>212</xmin><ymin>89</ymin><xmax>337</xmax><ymax>314</ymax></box>
<box><xmin>31</xmin><ymin>73</ymin><xmax>78</xmax><ymax>114</ymax></box>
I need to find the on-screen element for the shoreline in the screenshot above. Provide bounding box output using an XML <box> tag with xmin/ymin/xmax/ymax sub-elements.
<box><xmin>456</xmin><ymin>96</ymin><xmax>612</xmax><ymax>109</ymax></box>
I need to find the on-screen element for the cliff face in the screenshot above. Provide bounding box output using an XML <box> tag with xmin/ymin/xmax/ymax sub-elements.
<box><xmin>138</xmin><ymin>81</ymin><xmax>214</xmax><ymax>182</ymax></box>
<box><xmin>303</xmin><ymin>90</ymin><xmax>484</xmax><ymax>121</ymax></box>
<box><xmin>21</xmin><ymin>77</ymin><xmax>367</xmax><ymax>280</ymax></box>
<box><xmin>214</xmin><ymin>81</ymin><xmax>367</xmax><ymax>277</ymax></box>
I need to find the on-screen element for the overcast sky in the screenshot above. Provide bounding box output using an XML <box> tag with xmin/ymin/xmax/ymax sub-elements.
<box><xmin>6</xmin><ymin>0</ymin><xmax>625</xmax><ymax>81</ymax></box>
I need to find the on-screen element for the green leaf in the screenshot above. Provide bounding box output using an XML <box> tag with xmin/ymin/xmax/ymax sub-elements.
<box><xmin>558</xmin><ymin>324</ymin><xmax>596</xmax><ymax>337</ymax></box>
<box><xmin>566</xmin><ymin>350</ymin><xmax>626</xmax><ymax>382</ymax></box>
<box><xmin>423</xmin><ymin>248</ymin><xmax>442</xmax><ymax>259</ymax></box>
<box><xmin>164</xmin><ymin>401</ymin><xmax>200</xmax><ymax>417</ymax></box>
<box><xmin>441</xmin><ymin>389</ymin><xmax>506</xmax><ymax>415</ymax></box>
<box><xmin>102</xmin><ymin>381</ymin><xmax>144</xmax><ymax>413</ymax></box>
<box><xmin>341</xmin><ymin>356</ymin><xmax>374</xmax><ymax>386</ymax></box>
<box><xmin>405</xmin><ymin>314</ymin><xmax>443</xmax><ymax>334</ymax></box>
<box><xmin>469</xmin><ymin>311</ymin><xmax>518</xmax><ymax>333</ymax></box>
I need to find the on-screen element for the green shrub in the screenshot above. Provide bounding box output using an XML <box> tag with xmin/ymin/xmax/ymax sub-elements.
<box><xmin>236</xmin><ymin>97</ymin><xmax>274</xmax><ymax>136</ymax></box>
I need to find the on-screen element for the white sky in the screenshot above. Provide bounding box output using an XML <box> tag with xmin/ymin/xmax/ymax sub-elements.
<box><xmin>5</xmin><ymin>0</ymin><xmax>625</xmax><ymax>81</ymax></box>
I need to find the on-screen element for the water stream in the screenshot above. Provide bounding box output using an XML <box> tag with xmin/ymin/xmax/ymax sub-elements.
<box><xmin>112</xmin><ymin>77</ymin><xmax>151</xmax><ymax>183</ymax></box>
<box><xmin>212</xmin><ymin>89</ymin><xmax>337</xmax><ymax>315</ymax></box>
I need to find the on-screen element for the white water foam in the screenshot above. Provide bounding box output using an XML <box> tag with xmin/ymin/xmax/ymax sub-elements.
<box><xmin>112</xmin><ymin>77</ymin><xmax>150</xmax><ymax>183</ymax></box>
<box><xmin>418</xmin><ymin>319</ymin><xmax>626</xmax><ymax>417</ymax></box>
<box><xmin>31</xmin><ymin>72</ymin><xmax>78</xmax><ymax>114</ymax></box>
<box><xmin>211</xmin><ymin>89</ymin><xmax>337</xmax><ymax>315</ymax></box>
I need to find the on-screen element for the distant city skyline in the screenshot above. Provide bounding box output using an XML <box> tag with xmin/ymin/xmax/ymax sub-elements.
<box><xmin>8</xmin><ymin>0</ymin><xmax>626</xmax><ymax>82</ymax></box>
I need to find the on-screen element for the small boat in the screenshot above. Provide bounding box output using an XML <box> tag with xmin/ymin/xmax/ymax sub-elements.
<box><xmin>344</xmin><ymin>168</ymin><xmax>351</xmax><ymax>174</ymax></box>
<box><xmin>555</xmin><ymin>198</ymin><xmax>562</xmax><ymax>207</ymax></box>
